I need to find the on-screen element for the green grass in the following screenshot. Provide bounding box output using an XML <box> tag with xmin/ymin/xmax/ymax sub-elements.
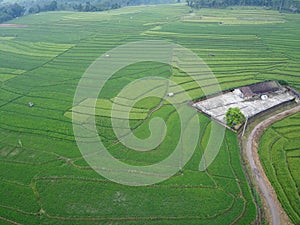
<box><xmin>259</xmin><ymin>113</ymin><xmax>300</xmax><ymax>224</ymax></box>
<box><xmin>181</xmin><ymin>8</ymin><xmax>285</xmax><ymax>24</ymax></box>
<box><xmin>0</xmin><ymin>3</ymin><xmax>299</xmax><ymax>224</ymax></box>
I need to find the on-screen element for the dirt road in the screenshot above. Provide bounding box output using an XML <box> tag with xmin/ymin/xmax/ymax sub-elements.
<box><xmin>245</xmin><ymin>105</ymin><xmax>300</xmax><ymax>225</ymax></box>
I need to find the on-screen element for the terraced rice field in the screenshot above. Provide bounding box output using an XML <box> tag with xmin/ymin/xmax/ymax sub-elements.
<box><xmin>259</xmin><ymin>112</ymin><xmax>300</xmax><ymax>224</ymax></box>
<box><xmin>0</xmin><ymin>4</ymin><xmax>299</xmax><ymax>224</ymax></box>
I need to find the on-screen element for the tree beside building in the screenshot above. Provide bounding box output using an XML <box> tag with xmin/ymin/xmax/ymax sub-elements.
<box><xmin>226</xmin><ymin>107</ymin><xmax>246</xmax><ymax>128</ymax></box>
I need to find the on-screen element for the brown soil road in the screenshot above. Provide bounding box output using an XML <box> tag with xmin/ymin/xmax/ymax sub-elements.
<box><xmin>245</xmin><ymin>105</ymin><xmax>300</xmax><ymax>225</ymax></box>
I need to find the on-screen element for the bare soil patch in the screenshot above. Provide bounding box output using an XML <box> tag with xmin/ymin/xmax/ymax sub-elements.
<box><xmin>0</xmin><ymin>24</ymin><xmax>27</xmax><ymax>28</ymax></box>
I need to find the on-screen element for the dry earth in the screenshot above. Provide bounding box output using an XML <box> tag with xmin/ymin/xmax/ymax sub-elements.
<box><xmin>0</xmin><ymin>24</ymin><xmax>27</xmax><ymax>27</ymax></box>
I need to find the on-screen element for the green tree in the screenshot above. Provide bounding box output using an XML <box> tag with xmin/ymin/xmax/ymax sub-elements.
<box><xmin>47</xmin><ymin>1</ymin><xmax>58</xmax><ymax>11</ymax></box>
<box><xmin>0</xmin><ymin>3</ymin><xmax>24</xmax><ymax>23</ymax></box>
<box><xmin>226</xmin><ymin>107</ymin><xmax>246</xmax><ymax>128</ymax></box>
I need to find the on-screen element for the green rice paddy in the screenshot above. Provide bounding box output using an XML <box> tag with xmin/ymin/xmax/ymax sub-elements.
<box><xmin>259</xmin><ymin>113</ymin><xmax>300</xmax><ymax>224</ymax></box>
<box><xmin>0</xmin><ymin>3</ymin><xmax>299</xmax><ymax>224</ymax></box>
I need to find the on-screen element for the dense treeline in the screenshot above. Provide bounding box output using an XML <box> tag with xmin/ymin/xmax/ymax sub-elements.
<box><xmin>0</xmin><ymin>3</ymin><xmax>25</xmax><ymax>23</ymax></box>
<box><xmin>0</xmin><ymin>0</ymin><xmax>177</xmax><ymax>23</ymax></box>
<box><xmin>187</xmin><ymin>0</ymin><xmax>299</xmax><ymax>12</ymax></box>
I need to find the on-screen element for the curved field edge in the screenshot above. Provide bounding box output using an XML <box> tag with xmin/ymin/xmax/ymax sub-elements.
<box><xmin>0</xmin><ymin>129</ymin><xmax>257</xmax><ymax>224</ymax></box>
<box><xmin>1</xmin><ymin>4</ymin><xmax>300</xmax><ymax>225</ymax></box>
<box><xmin>258</xmin><ymin>113</ymin><xmax>300</xmax><ymax>224</ymax></box>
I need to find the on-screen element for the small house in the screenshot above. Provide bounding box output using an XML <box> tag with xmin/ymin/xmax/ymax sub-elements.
<box><xmin>239</xmin><ymin>81</ymin><xmax>281</xmax><ymax>99</ymax></box>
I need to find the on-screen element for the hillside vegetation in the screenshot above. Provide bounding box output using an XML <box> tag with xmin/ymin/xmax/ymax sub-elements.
<box><xmin>0</xmin><ymin>0</ymin><xmax>299</xmax><ymax>24</ymax></box>
<box><xmin>259</xmin><ymin>113</ymin><xmax>300</xmax><ymax>224</ymax></box>
<box><xmin>187</xmin><ymin>0</ymin><xmax>300</xmax><ymax>12</ymax></box>
<box><xmin>0</xmin><ymin>4</ymin><xmax>299</xmax><ymax>224</ymax></box>
<box><xmin>0</xmin><ymin>0</ymin><xmax>177</xmax><ymax>23</ymax></box>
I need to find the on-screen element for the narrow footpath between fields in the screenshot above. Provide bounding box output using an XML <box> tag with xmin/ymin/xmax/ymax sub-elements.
<box><xmin>244</xmin><ymin>105</ymin><xmax>300</xmax><ymax>225</ymax></box>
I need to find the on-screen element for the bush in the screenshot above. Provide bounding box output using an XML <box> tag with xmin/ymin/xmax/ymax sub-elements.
<box><xmin>226</xmin><ymin>107</ymin><xmax>246</xmax><ymax>128</ymax></box>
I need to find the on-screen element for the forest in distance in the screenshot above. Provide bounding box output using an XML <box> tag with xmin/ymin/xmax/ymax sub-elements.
<box><xmin>0</xmin><ymin>0</ymin><xmax>177</xmax><ymax>23</ymax></box>
<box><xmin>0</xmin><ymin>0</ymin><xmax>299</xmax><ymax>24</ymax></box>
<box><xmin>187</xmin><ymin>0</ymin><xmax>299</xmax><ymax>11</ymax></box>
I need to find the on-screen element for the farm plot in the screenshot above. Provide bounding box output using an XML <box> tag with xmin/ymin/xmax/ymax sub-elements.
<box><xmin>0</xmin><ymin>3</ymin><xmax>299</xmax><ymax>225</ymax></box>
<box><xmin>181</xmin><ymin>8</ymin><xmax>285</xmax><ymax>24</ymax></box>
<box><xmin>259</xmin><ymin>113</ymin><xmax>300</xmax><ymax>224</ymax></box>
<box><xmin>0</xmin><ymin>68</ymin><xmax>25</xmax><ymax>82</ymax></box>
